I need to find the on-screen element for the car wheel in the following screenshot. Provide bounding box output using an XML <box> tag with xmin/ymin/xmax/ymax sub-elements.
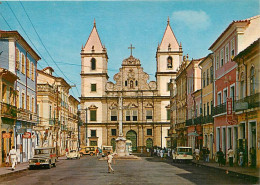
<box><xmin>29</xmin><ymin>165</ymin><xmax>34</xmax><ymax>170</ymax></box>
<box><xmin>90</xmin><ymin>153</ymin><xmax>93</xmax><ymax>156</ymax></box>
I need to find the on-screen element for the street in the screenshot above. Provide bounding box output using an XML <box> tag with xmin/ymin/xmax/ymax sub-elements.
<box><xmin>0</xmin><ymin>156</ymin><xmax>256</xmax><ymax>185</ymax></box>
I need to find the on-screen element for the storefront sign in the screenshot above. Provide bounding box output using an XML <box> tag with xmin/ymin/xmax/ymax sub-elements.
<box><xmin>2</xmin><ymin>133</ymin><xmax>11</xmax><ymax>138</ymax></box>
<box><xmin>226</xmin><ymin>98</ymin><xmax>232</xmax><ymax>115</ymax></box>
<box><xmin>23</xmin><ymin>132</ymin><xmax>31</xmax><ymax>138</ymax></box>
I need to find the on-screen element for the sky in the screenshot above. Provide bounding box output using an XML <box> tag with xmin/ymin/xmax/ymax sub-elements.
<box><xmin>0</xmin><ymin>0</ymin><xmax>259</xmax><ymax>99</ymax></box>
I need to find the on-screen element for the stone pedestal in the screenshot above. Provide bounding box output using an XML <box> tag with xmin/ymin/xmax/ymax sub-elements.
<box><xmin>116</xmin><ymin>137</ymin><xmax>127</xmax><ymax>157</ymax></box>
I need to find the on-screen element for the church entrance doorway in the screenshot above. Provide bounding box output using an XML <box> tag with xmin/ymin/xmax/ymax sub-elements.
<box><xmin>126</xmin><ymin>130</ymin><xmax>137</xmax><ymax>152</ymax></box>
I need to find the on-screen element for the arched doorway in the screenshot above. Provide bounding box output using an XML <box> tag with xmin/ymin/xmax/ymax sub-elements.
<box><xmin>126</xmin><ymin>130</ymin><xmax>137</xmax><ymax>152</ymax></box>
<box><xmin>111</xmin><ymin>138</ymin><xmax>116</xmax><ymax>152</ymax></box>
<box><xmin>146</xmin><ymin>138</ymin><xmax>153</xmax><ymax>149</ymax></box>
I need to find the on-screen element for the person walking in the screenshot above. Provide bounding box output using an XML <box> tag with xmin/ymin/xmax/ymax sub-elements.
<box><xmin>227</xmin><ymin>147</ymin><xmax>234</xmax><ymax>167</ymax></box>
<box><xmin>194</xmin><ymin>148</ymin><xmax>200</xmax><ymax>162</ymax></box>
<box><xmin>217</xmin><ymin>148</ymin><xmax>224</xmax><ymax>166</ymax></box>
<box><xmin>239</xmin><ymin>151</ymin><xmax>243</xmax><ymax>167</ymax></box>
<box><xmin>96</xmin><ymin>148</ymin><xmax>99</xmax><ymax>157</ymax></box>
<box><xmin>107</xmin><ymin>152</ymin><xmax>115</xmax><ymax>173</ymax></box>
<box><xmin>9</xmin><ymin>146</ymin><xmax>17</xmax><ymax>171</ymax></box>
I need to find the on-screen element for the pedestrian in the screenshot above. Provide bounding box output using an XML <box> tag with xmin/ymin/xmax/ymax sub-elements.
<box><xmin>153</xmin><ymin>148</ymin><xmax>156</xmax><ymax>156</ymax></box>
<box><xmin>107</xmin><ymin>152</ymin><xmax>115</xmax><ymax>173</ymax></box>
<box><xmin>194</xmin><ymin>148</ymin><xmax>200</xmax><ymax>162</ymax></box>
<box><xmin>96</xmin><ymin>148</ymin><xmax>99</xmax><ymax>157</ymax></box>
<box><xmin>9</xmin><ymin>146</ymin><xmax>17</xmax><ymax>171</ymax></box>
<box><xmin>239</xmin><ymin>151</ymin><xmax>243</xmax><ymax>167</ymax></box>
<box><xmin>168</xmin><ymin>149</ymin><xmax>171</xmax><ymax>157</ymax></box>
<box><xmin>227</xmin><ymin>147</ymin><xmax>234</xmax><ymax>167</ymax></box>
<box><xmin>5</xmin><ymin>153</ymin><xmax>10</xmax><ymax>167</ymax></box>
<box><xmin>206</xmin><ymin>148</ymin><xmax>210</xmax><ymax>162</ymax></box>
<box><xmin>160</xmin><ymin>149</ymin><xmax>163</xmax><ymax>158</ymax></box>
<box><xmin>216</xmin><ymin>148</ymin><xmax>224</xmax><ymax>167</ymax></box>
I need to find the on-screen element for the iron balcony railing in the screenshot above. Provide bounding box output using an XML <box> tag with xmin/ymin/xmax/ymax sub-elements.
<box><xmin>214</xmin><ymin>103</ymin><xmax>226</xmax><ymax>116</ymax></box>
<box><xmin>235</xmin><ymin>92</ymin><xmax>260</xmax><ymax>111</ymax></box>
<box><xmin>202</xmin><ymin>115</ymin><xmax>214</xmax><ymax>124</ymax></box>
<box><xmin>194</xmin><ymin>116</ymin><xmax>203</xmax><ymax>125</ymax></box>
<box><xmin>186</xmin><ymin>119</ymin><xmax>192</xmax><ymax>126</ymax></box>
<box><xmin>1</xmin><ymin>102</ymin><xmax>17</xmax><ymax>119</ymax></box>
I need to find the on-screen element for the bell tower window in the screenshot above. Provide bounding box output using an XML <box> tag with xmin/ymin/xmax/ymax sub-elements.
<box><xmin>130</xmin><ymin>81</ymin><xmax>134</xmax><ymax>89</ymax></box>
<box><xmin>167</xmin><ymin>56</ymin><xmax>173</xmax><ymax>69</ymax></box>
<box><xmin>91</xmin><ymin>58</ymin><xmax>96</xmax><ymax>70</ymax></box>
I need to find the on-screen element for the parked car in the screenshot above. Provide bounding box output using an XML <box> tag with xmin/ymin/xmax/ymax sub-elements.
<box><xmin>101</xmin><ymin>146</ymin><xmax>113</xmax><ymax>157</ymax></box>
<box><xmin>79</xmin><ymin>146</ymin><xmax>97</xmax><ymax>156</ymax></box>
<box><xmin>66</xmin><ymin>150</ymin><xmax>81</xmax><ymax>159</ymax></box>
<box><xmin>172</xmin><ymin>147</ymin><xmax>193</xmax><ymax>163</ymax></box>
<box><xmin>29</xmin><ymin>147</ymin><xmax>57</xmax><ymax>169</ymax></box>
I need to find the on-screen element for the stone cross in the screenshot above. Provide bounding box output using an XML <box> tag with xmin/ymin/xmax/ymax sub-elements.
<box><xmin>128</xmin><ymin>44</ymin><xmax>135</xmax><ymax>56</ymax></box>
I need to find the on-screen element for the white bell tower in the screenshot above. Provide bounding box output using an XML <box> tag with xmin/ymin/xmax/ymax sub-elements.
<box><xmin>156</xmin><ymin>17</ymin><xmax>183</xmax><ymax>96</ymax></box>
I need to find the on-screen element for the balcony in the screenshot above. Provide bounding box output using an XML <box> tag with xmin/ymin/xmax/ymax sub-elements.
<box><xmin>1</xmin><ymin>102</ymin><xmax>17</xmax><ymax>119</ymax></box>
<box><xmin>186</xmin><ymin>119</ymin><xmax>192</xmax><ymax>126</ymax></box>
<box><xmin>194</xmin><ymin>116</ymin><xmax>203</xmax><ymax>125</ymax></box>
<box><xmin>235</xmin><ymin>93</ymin><xmax>260</xmax><ymax>111</ymax></box>
<box><xmin>202</xmin><ymin>115</ymin><xmax>214</xmax><ymax>124</ymax></box>
<box><xmin>17</xmin><ymin>108</ymin><xmax>37</xmax><ymax>123</ymax></box>
<box><xmin>214</xmin><ymin>103</ymin><xmax>226</xmax><ymax>116</ymax></box>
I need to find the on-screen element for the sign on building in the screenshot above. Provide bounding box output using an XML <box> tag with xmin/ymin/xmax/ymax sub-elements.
<box><xmin>23</xmin><ymin>132</ymin><xmax>31</xmax><ymax>138</ymax></box>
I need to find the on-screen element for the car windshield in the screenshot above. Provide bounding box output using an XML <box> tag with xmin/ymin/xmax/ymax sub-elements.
<box><xmin>103</xmin><ymin>147</ymin><xmax>112</xmax><ymax>150</ymax></box>
<box><xmin>177</xmin><ymin>148</ymin><xmax>192</xmax><ymax>155</ymax></box>
<box><xmin>35</xmin><ymin>149</ymin><xmax>50</xmax><ymax>155</ymax></box>
<box><xmin>86</xmin><ymin>147</ymin><xmax>95</xmax><ymax>151</ymax></box>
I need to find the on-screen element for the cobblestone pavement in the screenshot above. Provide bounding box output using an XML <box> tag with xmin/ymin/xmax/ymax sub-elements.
<box><xmin>0</xmin><ymin>156</ymin><xmax>257</xmax><ymax>185</ymax></box>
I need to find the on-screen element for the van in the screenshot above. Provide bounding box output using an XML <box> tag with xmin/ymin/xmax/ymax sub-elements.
<box><xmin>172</xmin><ymin>147</ymin><xmax>193</xmax><ymax>162</ymax></box>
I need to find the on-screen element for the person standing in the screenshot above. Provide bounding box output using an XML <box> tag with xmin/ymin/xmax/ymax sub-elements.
<box><xmin>107</xmin><ymin>152</ymin><xmax>114</xmax><ymax>173</ymax></box>
<box><xmin>217</xmin><ymin>148</ymin><xmax>224</xmax><ymax>166</ymax></box>
<box><xmin>9</xmin><ymin>146</ymin><xmax>17</xmax><ymax>171</ymax></box>
<box><xmin>239</xmin><ymin>151</ymin><xmax>243</xmax><ymax>167</ymax></box>
<box><xmin>96</xmin><ymin>148</ymin><xmax>99</xmax><ymax>157</ymax></box>
<box><xmin>206</xmin><ymin>148</ymin><xmax>210</xmax><ymax>162</ymax></box>
<box><xmin>227</xmin><ymin>147</ymin><xmax>234</xmax><ymax>167</ymax></box>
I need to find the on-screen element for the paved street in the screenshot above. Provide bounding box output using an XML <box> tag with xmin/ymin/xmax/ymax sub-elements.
<box><xmin>0</xmin><ymin>156</ymin><xmax>257</xmax><ymax>185</ymax></box>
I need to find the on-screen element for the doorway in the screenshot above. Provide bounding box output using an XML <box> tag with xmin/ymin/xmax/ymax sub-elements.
<box><xmin>126</xmin><ymin>130</ymin><xmax>137</xmax><ymax>152</ymax></box>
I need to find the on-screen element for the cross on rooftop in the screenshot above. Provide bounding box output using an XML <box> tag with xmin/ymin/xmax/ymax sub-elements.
<box><xmin>128</xmin><ymin>44</ymin><xmax>135</xmax><ymax>56</ymax></box>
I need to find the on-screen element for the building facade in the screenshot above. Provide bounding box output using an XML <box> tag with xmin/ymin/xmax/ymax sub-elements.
<box><xmin>80</xmin><ymin>19</ymin><xmax>182</xmax><ymax>151</ymax></box>
<box><xmin>210</xmin><ymin>15</ymin><xmax>260</xmax><ymax>163</ymax></box>
<box><xmin>199</xmin><ymin>53</ymin><xmax>214</xmax><ymax>159</ymax></box>
<box><xmin>0</xmin><ymin>30</ymin><xmax>40</xmax><ymax>163</ymax></box>
<box><xmin>234</xmin><ymin>38</ymin><xmax>259</xmax><ymax>167</ymax></box>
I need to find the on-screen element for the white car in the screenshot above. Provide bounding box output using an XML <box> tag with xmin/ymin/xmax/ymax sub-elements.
<box><xmin>173</xmin><ymin>147</ymin><xmax>193</xmax><ymax>163</ymax></box>
<box><xmin>66</xmin><ymin>150</ymin><xmax>81</xmax><ymax>159</ymax></box>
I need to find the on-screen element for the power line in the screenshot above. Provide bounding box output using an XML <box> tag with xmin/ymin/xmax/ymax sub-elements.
<box><xmin>5</xmin><ymin>1</ymin><xmax>77</xmax><ymax>98</ymax></box>
<box><xmin>0</xmin><ymin>12</ymin><xmax>12</xmax><ymax>30</ymax></box>
<box><xmin>18</xmin><ymin>0</ymin><xmax>80</xmax><ymax>97</ymax></box>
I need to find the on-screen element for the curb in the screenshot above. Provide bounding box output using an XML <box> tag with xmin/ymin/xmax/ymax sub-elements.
<box><xmin>0</xmin><ymin>168</ymin><xmax>28</xmax><ymax>178</ymax></box>
<box><xmin>191</xmin><ymin>161</ymin><xmax>259</xmax><ymax>182</ymax></box>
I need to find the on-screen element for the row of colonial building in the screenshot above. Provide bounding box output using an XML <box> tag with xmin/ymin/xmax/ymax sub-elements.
<box><xmin>169</xmin><ymin>15</ymin><xmax>259</xmax><ymax>167</ymax></box>
<box><xmin>0</xmin><ymin>30</ymin><xmax>80</xmax><ymax>167</ymax></box>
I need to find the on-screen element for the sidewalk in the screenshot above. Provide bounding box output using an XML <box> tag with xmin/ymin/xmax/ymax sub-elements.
<box><xmin>0</xmin><ymin>162</ymin><xmax>28</xmax><ymax>178</ymax></box>
<box><xmin>0</xmin><ymin>155</ymin><xmax>67</xmax><ymax>178</ymax></box>
<box><xmin>192</xmin><ymin>160</ymin><xmax>260</xmax><ymax>179</ymax></box>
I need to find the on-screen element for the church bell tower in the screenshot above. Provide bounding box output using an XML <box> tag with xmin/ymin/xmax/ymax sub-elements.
<box><xmin>156</xmin><ymin>18</ymin><xmax>183</xmax><ymax>96</ymax></box>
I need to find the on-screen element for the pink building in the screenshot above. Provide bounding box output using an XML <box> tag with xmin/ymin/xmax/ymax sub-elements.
<box><xmin>210</xmin><ymin>15</ymin><xmax>260</xmax><ymax>162</ymax></box>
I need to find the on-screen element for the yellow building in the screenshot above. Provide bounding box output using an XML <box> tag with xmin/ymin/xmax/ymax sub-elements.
<box><xmin>0</xmin><ymin>68</ymin><xmax>18</xmax><ymax>166</ymax></box>
<box><xmin>175</xmin><ymin>57</ymin><xmax>190</xmax><ymax>147</ymax></box>
<box><xmin>234</xmin><ymin>38</ymin><xmax>259</xmax><ymax>167</ymax></box>
<box><xmin>199</xmin><ymin>53</ymin><xmax>214</xmax><ymax>159</ymax></box>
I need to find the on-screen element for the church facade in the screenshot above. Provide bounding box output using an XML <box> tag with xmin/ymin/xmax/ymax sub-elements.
<box><xmin>80</xmin><ymin>19</ymin><xmax>182</xmax><ymax>152</ymax></box>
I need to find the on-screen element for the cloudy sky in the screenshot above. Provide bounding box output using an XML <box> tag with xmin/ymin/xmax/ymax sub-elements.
<box><xmin>0</xmin><ymin>0</ymin><xmax>258</xmax><ymax>99</ymax></box>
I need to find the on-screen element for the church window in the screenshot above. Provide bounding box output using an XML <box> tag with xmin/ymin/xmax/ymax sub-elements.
<box><xmin>167</xmin><ymin>56</ymin><xmax>173</xmax><ymax>69</ymax></box>
<box><xmin>132</xmin><ymin>110</ymin><xmax>138</xmax><ymax>121</ymax></box>
<box><xmin>135</xmin><ymin>81</ymin><xmax>138</xmax><ymax>86</ymax></box>
<box><xmin>91</xmin><ymin>58</ymin><xmax>96</xmax><ymax>70</ymax></box>
<box><xmin>111</xmin><ymin>129</ymin><xmax>117</xmax><ymax>136</ymax></box>
<box><xmin>90</xmin><ymin>110</ymin><xmax>97</xmax><ymax>121</ymax></box>
<box><xmin>130</xmin><ymin>81</ymin><xmax>134</xmax><ymax>88</ymax></box>
<box><xmin>91</xmin><ymin>84</ymin><xmax>96</xmax><ymax>92</ymax></box>
<box><xmin>250</xmin><ymin>66</ymin><xmax>255</xmax><ymax>95</ymax></box>
<box><xmin>126</xmin><ymin>110</ymin><xmax>131</xmax><ymax>121</ymax></box>
<box><xmin>111</xmin><ymin>110</ymin><xmax>117</xmax><ymax>121</ymax></box>
<box><xmin>167</xmin><ymin>109</ymin><xmax>170</xmax><ymax>120</ymax></box>
<box><xmin>146</xmin><ymin>110</ymin><xmax>152</xmax><ymax>120</ymax></box>
<box><xmin>125</xmin><ymin>81</ymin><xmax>127</xmax><ymax>86</ymax></box>
<box><xmin>147</xmin><ymin>129</ymin><xmax>152</xmax><ymax>136</ymax></box>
